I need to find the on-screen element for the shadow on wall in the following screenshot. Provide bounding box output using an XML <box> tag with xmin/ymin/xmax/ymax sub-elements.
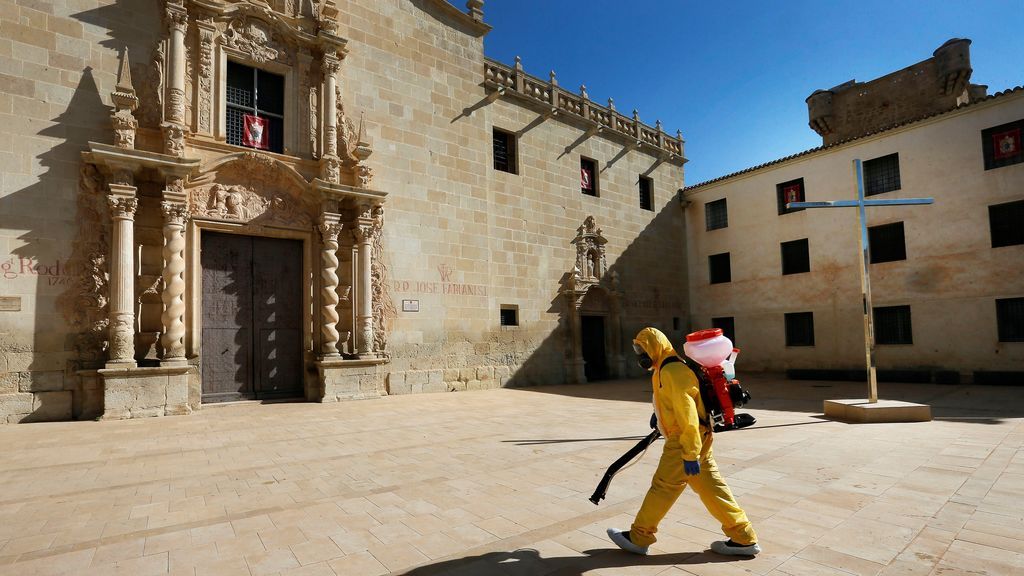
<box><xmin>0</xmin><ymin>1</ymin><xmax>162</xmax><ymax>423</ymax></box>
<box><xmin>502</xmin><ymin>177</ymin><xmax>690</xmax><ymax>389</ymax></box>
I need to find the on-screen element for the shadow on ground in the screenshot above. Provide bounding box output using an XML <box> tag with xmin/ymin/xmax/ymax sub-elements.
<box><xmin>395</xmin><ymin>546</ymin><xmax>748</xmax><ymax>576</ymax></box>
<box><xmin>505</xmin><ymin>375</ymin><xmax>1024</xmax><ymax>425</ymax></box>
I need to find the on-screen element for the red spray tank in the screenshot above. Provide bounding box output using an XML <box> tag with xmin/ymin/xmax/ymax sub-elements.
<box><xmin>683</xmin><ymin>329</ymin><xmax>751</xmax><ymax>429</ymax></box>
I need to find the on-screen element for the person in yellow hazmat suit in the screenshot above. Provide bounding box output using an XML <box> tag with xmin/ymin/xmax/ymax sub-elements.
<box><xmin>607</xmin><ymin>327</ymin><xmax>761</xmax><ymax>556</ymax></box>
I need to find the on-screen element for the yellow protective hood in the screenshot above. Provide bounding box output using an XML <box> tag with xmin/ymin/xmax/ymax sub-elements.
<box><xmin>633</xmin><ymin>327</ymin><xmax>677</xmax><ymax>368</ymax></box>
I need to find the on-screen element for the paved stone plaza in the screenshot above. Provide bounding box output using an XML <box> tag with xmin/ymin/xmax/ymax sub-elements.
<box><xmin>0</xmin><ymin>376</ymin><xmax>1021</xmax><ymax>576</ymax></box>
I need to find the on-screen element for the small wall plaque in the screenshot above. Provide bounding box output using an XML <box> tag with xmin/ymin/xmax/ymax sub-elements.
<box><xmin>402</xmin><ymin>299</ymin><xmax>419</xmax><ymax>312</ymax></box>
<box><xmin>0</xmin><ymin>296</ymin><xmax>21</xmax><ymax>311</ymax></box>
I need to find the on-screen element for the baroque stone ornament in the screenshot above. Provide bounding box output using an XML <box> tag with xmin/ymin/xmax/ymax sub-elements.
<box><xmin>370</xmin><ymin>205</ymin><xmax>395</xmax><ymax>355</ymax></box>
<box><xmin>162</xmin><ymin>122</ymin><xmax>186</xmax><ymax>157</ymax></box>
<box><xmin>108</xmin><ymin>196</ymin><xmax>138</xmax><ymax>219</ymax></box>
<box><xmin>197</xmin><ymin>24</ymin><xmax>215</xmax><ymax>134</ymax></box>
<box><xmin>59</xmin><ymin>164</ymin><xmax>111</xmax><ymax>365</ymax></box>
<box><xmin>110</xmin><ymin>47</ymin><xmax>139</xmax><ymax>149</ymax></box>
<box><xmin>224</xmin><ymin>18</ymin><xmax>281</xmax><ymax>64</ymax></box>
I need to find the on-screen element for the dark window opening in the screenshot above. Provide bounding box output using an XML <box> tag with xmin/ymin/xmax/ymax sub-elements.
<box><xmin>709</xmin><ymin>252</ymin><xmax>731</xmax><ymax>284</ymax></box>
<box><xmin>777</xmin><ymin>178</ymin><xmax>805</xmax><ymax>215</ymax></box>
<box><xmin>493</xmin><ymin>128</ymin><xmax>517</xmax><ymax>174</ymax></box>
<box><xmin>639</xmin><ymin>176</ymin><xmax>653</xmax><ymax>211</ymax></box>
<box><xmin>868</xmin><ymin>222</ymin><xmax>906</xmax><ymax>263</ymax></box>
<box><xmin>982</xmin><ymin>119</ymin><xmax>1024</xmax><ymax>170</ymax></box>
<box><xmin>997</xmin><ymin>298</ymin><xmax>1024</xmax><ymax>342</ymax></box>
<box><xmin>990</xmin><ymin>200</ymin><xmax>1024</xmax><ymax>248</ymax></box>
<box><xmin>226</xmin><ymin>61</ymin><xmax>284</xmax><ymax>154</ymax></box>
<box><xmin>781</xmin><ymin>238</ymin><xmax>810</xmax><ymax>275</ymax></box>
<box><xmin>581</xmin><ymin>157</ymin><xmax>598</xmax><ymax>196</ymax></box>
<box><xmin>500</xmin><ymin>306</ymin><xmax>519</xmax><ymax>327</ymax></box>
<box><xmin>705</xmin><ymin>199</ymin><xmax>728</xmax><ymax>231</ymax></box>
<box><xmin>863</xmin><ymin>153</ymin><xmax>901</xmax><ymax>196</ymax></box>
<box><xmin>785</xmin><ymin>312</ymin><xmax>815</xmax><ymax>347</ymax></box>
<box><xmin>874</xmin><ymin>305</ymin><xmax>913</xmax><ymax>345</ymax></box>
<box><xmin>712</xmin><ymin>317</ymin><xmax>736</xmax><ymax>345</ymax></box>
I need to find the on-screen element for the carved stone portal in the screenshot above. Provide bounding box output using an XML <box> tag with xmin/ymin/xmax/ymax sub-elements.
<box><xmin>561</xmin><ymin>216</ymin><xmax>624</xmax><ymax>384</ymax></box>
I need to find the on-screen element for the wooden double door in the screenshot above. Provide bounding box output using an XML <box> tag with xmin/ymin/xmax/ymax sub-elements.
<box><xmin>201</xmin><ymin>232</ymin><xmax>304</xmax><ymax>403</ymax></box>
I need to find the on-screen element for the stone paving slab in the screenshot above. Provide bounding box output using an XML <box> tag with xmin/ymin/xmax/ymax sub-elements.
<box><xmin>0</xmin><ymin>375</ymin><xmax>1021</xmax><ymax>575</ymax></box>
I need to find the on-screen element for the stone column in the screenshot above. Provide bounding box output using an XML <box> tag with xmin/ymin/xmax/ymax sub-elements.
<box><xmin>319</xmin><ymin>54</ymin><xmax>341</xmax><ymax>183</ymax></box>
<box><xmin>567</xmin><ymin>294</ymin><xmax>586</xmax><ymax>384</ymax></box>
<box><xmin>160</xmin><ymin>181</ymin><xmax>188</xmax><ymax>365</ymax></box>
<box><xmin>162</xmin><ymin>3</ymin><xmax>188</xmax><ymax>156</ymax></box>
<box><xmin>353</xmin><ymin>211</ymin><xmax>375</xmax><ymax>358</ymax></box>
<box><xmin>107</xmin><ymin>177</ymin><xmax>138</xmax><ymax>367</ymax></box>
<box><xmin>318</xmin><ymin>214</ymin><xmax>344</xmax><ymax>358</ymax></box>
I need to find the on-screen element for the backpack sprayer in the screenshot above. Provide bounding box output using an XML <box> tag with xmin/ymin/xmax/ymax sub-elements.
<box><xmin>589</xmin><ymin>329</ymin><xmax>755</xmax><ymax>505</ymax></box>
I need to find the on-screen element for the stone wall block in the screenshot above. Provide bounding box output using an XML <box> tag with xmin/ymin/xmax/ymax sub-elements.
<box><xmin>476</xmin><ymin>366</ymin><xmax>493</xmax><ymax>380</ymax></box>
<box><xmin>423</xmin><ymin>380</ymin><xmax>446</xmax><ymax>393</ymax></box>
<box><xmin>0</xmin><ymin>392</ymin><xmax>33</xmax><ymax>421</ymax></box>
<box><xmin>24</xmin><ymin>391</ymin><xmax>72</xmax><ymax>422</ymax></box>
<box><xmin>447</xmin><ymin>381</ymin><xmax>466</xmax><ymax>392</ymax></box>
<box><xmin>18</xmin><ymin>370</ymin><xmax>64</xmax><ymax>392</ymax></box>
<box><xmin>386</xmin><ymin>372</ymin><xmax>411</xmax><ymax>395</ymax></box>
<box><xmin>7</xmin><ymin>352</ymin><xmax>69</xmax><ymax>372</ymax></box>
<box><xmin>443</xmin><ymin>368</ymin><xmax>461</xmax><ymax>382</ymax></box>
<box><xmin>494</xmin><ymin>366</ymin><xmax>511</xmax><ymax>380</ymax></box>
<box><xmin>459</xmin><ymin>368</ymin><xmax>475</xmax><ymax>381</ymax></box>
<box><xmin>467</xmin><ymin>379</ymin><xmax>483</xmax><ymax>390</ymax></box>
<box><xmin>0</xmin><ymin>372</ymin><xmax>17</xmax><ymax>394</ymax></box>
<box><xmin>427</xmin><ymin>370</ymin><xmax>443</xmax><ymax>385</ymax></box>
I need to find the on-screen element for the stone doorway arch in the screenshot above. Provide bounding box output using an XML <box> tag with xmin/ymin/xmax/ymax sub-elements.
<box><xmin>561</xmin><ymin>217</ymin><xmax>624</xmax><ymax>384</ymax></box>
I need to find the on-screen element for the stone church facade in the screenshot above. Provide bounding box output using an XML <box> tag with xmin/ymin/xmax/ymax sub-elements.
<box><xmin>0</xmin><ymin>1</ymin><xmax>688</xmax><ymax>422</ymax></box>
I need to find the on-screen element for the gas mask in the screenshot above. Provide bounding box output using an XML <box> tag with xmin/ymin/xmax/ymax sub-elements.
<box><xmin>632</xmin><ymin>342</ymin><xmax>653</xmax><ymax>371</ymax></box>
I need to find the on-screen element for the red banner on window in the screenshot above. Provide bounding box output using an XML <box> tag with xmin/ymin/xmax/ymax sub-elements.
<box><xmin>243</xmin><ymin>114</ymin><xmax>269</xmax><ymax>149</ymax></box>
<box><xmin>993</xmin><ymin>128</ymin><xmax>1021</xmax><ymax>160</ymax></box>
<box><xmin>581</xmin><ymin>167</ymin><xmax>592</xmax><ymax>190</ymax></box>
<box><xmin>784</xmin><ymin>183</ymin><xmax>802</xmax><ymax>204</ymax></box>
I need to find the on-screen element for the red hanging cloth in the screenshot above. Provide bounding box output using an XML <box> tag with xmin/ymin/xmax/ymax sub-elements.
<box><xmin>243</xmin><ymin>114</ymin><xmax>269</xmax><ymax>150</ymax></box>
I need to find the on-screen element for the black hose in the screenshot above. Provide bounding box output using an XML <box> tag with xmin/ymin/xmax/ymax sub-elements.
<box><xmin>589</xmin><ymin>430</ymin><xmax>661</xmax><ymax>505</ymax></box>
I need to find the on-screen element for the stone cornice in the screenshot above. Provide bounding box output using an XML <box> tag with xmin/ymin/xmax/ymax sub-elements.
<box><xmin>83</xmin><ymin>142</ymin><xmax>200</xmax><ymax>177</ymax></box>
<box><xmin>313</xmin><ymin>179</ymin><xmax>387</xmax><ymax>204</ymax></box>
<box><xmin>418</xmin><ymin>0</ymin><xmax>491</xmax><ymax>37</ymax></box>
<box><xmin>484</xmin><ymin>58</ymin><xmax>686</xmax><ymax>166</ymax></box>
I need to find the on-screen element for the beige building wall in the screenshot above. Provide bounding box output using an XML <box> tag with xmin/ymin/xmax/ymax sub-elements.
<box><xmin>684</xmin><ymin>90</ymin><xmax>1024</xmax><ymax>379</ymax></box>
<box><xmin>0</xmin><ymin>0</ymin><xmax>688</xmax><ymax>422</ymax></box>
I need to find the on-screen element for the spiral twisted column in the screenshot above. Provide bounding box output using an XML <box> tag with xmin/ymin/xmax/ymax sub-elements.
<box><xmin>160</xmin><ymin>201</ymin><xmax>189</xmax><ymax>364</ymax></box>
<box><xmin>107</xmin><ymin>184</ymin><xmax>138</xmax><ymax>367</ymax></box>
<box><xmin>319</xmin><ymin>217</ymin><xmax>344</xmax><ymax>357</ymax></box>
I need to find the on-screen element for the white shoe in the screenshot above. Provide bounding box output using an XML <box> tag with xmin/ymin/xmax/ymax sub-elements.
<box><xmin>607</xmin><ymin>528</ymin><xmax>649</xmax><ymax>555</ymax></box>
<box><xmin>710</xmin><ymin>539</ymin><xmax>761</xmax><ymax>556</ymax></box>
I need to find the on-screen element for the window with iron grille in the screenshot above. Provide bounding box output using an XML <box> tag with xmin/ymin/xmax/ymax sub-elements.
<box><xmin>784</xmin><ymin>312</ymin><xmax>814</xmax><ymax>346</ymax></box>
<box><xmin>226</xmin><ymin>61</ymin><xmax>284</xmax><ymax>154</ymax></box>
<box><xmin>712</xmin><ymin>316</ymin><xmax>736</xmax><ymax>345</ymax></box>
<box><xmin>777</xmin><ymin>178</ymin><xmax>805</xmax><ymax>215</ymax></box>
<box><xmin>500</xmin><ymin>305</ymin><xmax>519</xmax><ymax>327</ymax></box>
<box><xmin>997</xmin><ymin>298</ymin><xmax>1024</xmax><ymax>342</ymax></box>
<box><xmin>868</xmin><ymin>222</ymin><xmax>906</xmax><ymax>263</ymax></box>
<box><xmin>708</xmin><ymin>252</ymin><xmax>731</xmax><ymax>284</ymax></box>
<box><xmin>863</xmin><ymin>153</ymin><xmax>901</xmax><ymax>196</ymax></box>
<box><xmin>874</xmin><ymin>305</ymin><xmax>913</xmax><ymax>345</ymax></box>
<box><xmin>990</xmin><ymin>200</ymin><xmax>1024</xmax><ymax>247</ymax></box>
<box><xmin>781</xmin><ymin>238</ymin><xmax>810</xmax><ymax>275</ymax></box>
<box><xmin>705</xmin><ymin>199</ymin><xmax>727</xmax><ymax>231</ymax></box>
<box><xmin>639</xmin><ymin>176</ymin><xmax>653</xmax><ymax>211</ymax></box>
<box><xmin>493</xmin><ymin>128</ymin><xmax>517</xmax><ymax>174</ymax></box>
<box><xmin>580</xmin><ymin>157</ymin><xmax>598</xmax><ymax>196</ymax></box>
<box><xmin>982</xmin><ymin>119</ymin><xmax>1024</xmax><ymax>170</ymax></box>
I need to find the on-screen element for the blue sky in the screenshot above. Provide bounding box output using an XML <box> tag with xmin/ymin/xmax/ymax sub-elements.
<box><xmin>481</xmin><ymin>1</ymin><xmax>1024</xmax><ymax>186</ymax></box>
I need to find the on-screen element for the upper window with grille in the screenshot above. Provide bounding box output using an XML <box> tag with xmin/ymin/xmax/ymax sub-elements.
<box><xmin>500</xmin><ymin>305</ymin><xmax>519</xmax><ymax>327</ymax></box>
<box><xmin>777</xmin><ymin>178</ymin><xmax>805</xmax><ymax>215</ymax></box>
<box><xmin>868</xmin><ymin>222</ymin><xmax>906</xmax><ymax>263</ymax></box>
<box><xmin>863</xmin><ymin>153</ymin><xmax>901</xmax><ymax>196</ymax></box>
<box><xmin>581</xmin><ymin>157</ymin><xmax>599</xmax><ymax>196</ymax></box>
<box><xmin>982</xmin><ymin>119</ymin><xmax>1024</xmax><ymax>170</ymax></box>
<box><xmin>990</xmin><ymin>200</ymin><xmax>1024</xmax><ymax>248</ymax></box>
<box><xmin>639</xmin><ymin>176</ymin><xmax>653</xmax><ymax>211</ymax></box>
<box><xmin>705</xmin><ymin>199</ymin><xmax>727</xmax><ymax>231</ymax></box>
<box><xmin>493</xmin><ymin>128</ymin><xmax>517</xmax><ymax>174</ymax></box>
<box><xmin>226</xmin><ymin>61</ymin><xmax>284</xmax><ymax>154</ymax></box>
<box><xmin>874</xmin><ymin>305</ymin><xmax>913</xmax><ymax>345</ymax></box>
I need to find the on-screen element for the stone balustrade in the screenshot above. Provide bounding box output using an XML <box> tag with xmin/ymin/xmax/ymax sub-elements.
<box><xmin>484</xmin><ymin>57</ymin><xmax>685</xmax><ymax>161</ymax></box>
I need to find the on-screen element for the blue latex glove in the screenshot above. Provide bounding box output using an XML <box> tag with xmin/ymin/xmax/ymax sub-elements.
<box><xmin>683</xmin><ymin>460</ymin><xmax>701</xmax><ymax>476</ymax></box>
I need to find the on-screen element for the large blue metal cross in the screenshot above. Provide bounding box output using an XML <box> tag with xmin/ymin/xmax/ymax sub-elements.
<box><xmin>788</xmin><ymin>159</ymin><xmax>933</xmax><ymax>403</ymax></box>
